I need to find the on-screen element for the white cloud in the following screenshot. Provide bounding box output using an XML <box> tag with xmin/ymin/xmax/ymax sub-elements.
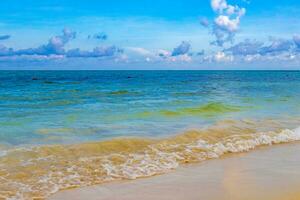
<box><xmin>114</xmin><ymin>54</ymin><xmax>129</xmax><ymax>63</ymax></box>
<box><xmin>259</xmin><ymin>38</ymin><xmax>293</xmax><ymax>55</ymax></box>
<box><xmin>211</xmin><ymin>0</ymin><xmax>228</xmax><ymax>13</ymax></box>
<box><xmin>214</xmin><ymin>15</ymin><xmax>240</xmax><ymax>32</ymax></box>
<box><xmin>243</xmin><ymin>54</ymin><xmax>261</xmax><ymax>62</ymax></box>
<box><xmin>157</xmin><ymin>49</ymin><xmax>171</xmax><ymax>58</ymax></box>
<box><xmin>214</xmin><ymin>51</ymin><xmax>234</xmax><ymax>62</ymax></box>
<box><xmin>121</xmin><ymin>44</ymin><xmax>193</xmax><ymax>64</ymax></box>
<box><xmin>210</xmin><ymin>0</ymin><xmax>246</xmax><ymax>46</ymax></box>
<box><xmin>225</xmin><ymin>39</ymin><xmax>263</xmax><ymax>55</ymax></box>
<box><xmin>171</xmin><ymin>41</ymin><xmax>191</xmax><ymax>56</ymax></box>
<box><xmin>166</xmin><ymin>54</ymin><xmax>192</xmax><ymax>62</ymax></box>
<box><xmin>126</xmin><ymin>47</ymin><xmax>153</xmax><ymax>56</ymax></box>
<box><xmin>293</xmin><ymin>35</ymin><xmax>300</xmax><ymax>49</ymax></box>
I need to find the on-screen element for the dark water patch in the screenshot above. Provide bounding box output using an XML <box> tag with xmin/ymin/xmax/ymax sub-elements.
<box><xmin>109</xmin><ymin>90</ymin><xmax>129</xmax><ymax>95</ymax></box>
<box><xmin>108</xmin><ymin>90</ymin><xmax>141</xmax><ymax>96</ymax></box>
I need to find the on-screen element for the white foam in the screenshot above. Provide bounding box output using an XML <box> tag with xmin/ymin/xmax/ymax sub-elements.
<box><xmin>0</xmin><ymin>150</ymin><xmax>7</xmax><ymax>157</ymax></box>
<box><xmin>188</xmin><ymin>127</ymin><xmax>300</xmax><ymax>159</ymax></box>
<box><xmin>294</xmin><ymin>126</ymin><xmax>300</xmax><ymax>137</ymax></box>
<box><xmin>2</xmin><ymin>126</ymin><xmax>300</xmax><ymax>200</ymax></box>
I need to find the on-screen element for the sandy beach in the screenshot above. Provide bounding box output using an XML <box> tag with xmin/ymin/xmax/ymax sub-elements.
<box><xmin>49</xmin><ymin>142</ymin><xmax>300</xmax><ymax>200</ymax></box>
<box><xmin>1</xmin><ymin>0</ymin><xmax>300</xmax><ymax>198</ymax></box>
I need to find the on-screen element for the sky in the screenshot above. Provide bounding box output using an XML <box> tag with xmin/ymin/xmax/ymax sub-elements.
<box><xmin>0</xmin><ymin>0</ymin><xmax>300</xmax><ymax>69</ymax></box>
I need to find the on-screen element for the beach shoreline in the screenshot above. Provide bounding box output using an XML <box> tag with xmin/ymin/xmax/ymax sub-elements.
<box><xmin>49</xmin><ymin>142</ymin><xmax>300</xmax><ymax>200</ymax></box>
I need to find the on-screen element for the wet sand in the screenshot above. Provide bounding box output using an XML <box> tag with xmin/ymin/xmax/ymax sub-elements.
<box><xmin>49</xmin><ymin>143</ymin><xmax>300</xmax><ymax>200</ymax></box>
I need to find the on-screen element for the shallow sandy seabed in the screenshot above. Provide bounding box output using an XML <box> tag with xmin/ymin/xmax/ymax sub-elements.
<box><xmin>49</xmin><ymin>142</ymin><xmax>300</xmax><ymax>200</ymax></box>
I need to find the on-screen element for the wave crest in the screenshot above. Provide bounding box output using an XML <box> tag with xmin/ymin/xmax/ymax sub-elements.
<box><xmin>0</xmin><ymin>120</ymin><xmax>299</xmax><ymax>199</ymax></box>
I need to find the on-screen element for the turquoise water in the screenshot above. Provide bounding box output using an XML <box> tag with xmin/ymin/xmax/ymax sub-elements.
<box><xmin>0</xmin><ymin>70</ymin><xmax>300</xmax><ymax>147</ymax></box>
<box><xmin>1</xmin><ymin>70</ymin><xmax>300</xmax><ymax>199</ymax></box>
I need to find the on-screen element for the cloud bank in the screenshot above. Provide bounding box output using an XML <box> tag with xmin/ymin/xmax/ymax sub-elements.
<box><xmin>0</xmin><ymin>29</ymin><xmax>122</xmax><ymax>59</ymax></box>
<box><xmin>225</xmin><ymin>37</ymin><xmax>299</xmax><ymax>56</ymax></box>
<box><xmin>0</xmin><ymin>35</ymin><xmax>10</xmax><ymax>40</ymax></box>
<box><xmin>1</xmin><ymin>0</ymin><xmax>300</xmax><ymax>69</ymax></box>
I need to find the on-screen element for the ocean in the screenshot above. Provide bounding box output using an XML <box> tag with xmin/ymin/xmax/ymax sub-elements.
<box><xmin>0</xmin><ymin>70</ymin><xmax>300</xmax><ymax>199</ymax></box>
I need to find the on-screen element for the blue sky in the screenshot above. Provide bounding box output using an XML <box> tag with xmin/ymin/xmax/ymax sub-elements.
<box><xmin>0</xmin><ymin>0</ymin><xmax>300</xmax><ymax>69</ymax></box>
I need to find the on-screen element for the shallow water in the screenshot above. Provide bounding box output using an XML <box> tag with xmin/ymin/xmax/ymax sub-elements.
<box><xmin>0</xmin><ymin>70</ymin><xmax>300</xmax><ymax>199</ymax></box>
<box><xmin>1</xmin><ymin>70</ymin><xmax>299</xmax><ymax>147</ymax></box>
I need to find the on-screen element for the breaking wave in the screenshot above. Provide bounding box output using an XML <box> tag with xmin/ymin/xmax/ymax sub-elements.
<box><xmin>0</xmin><ymin>119</ymin><xmax>300</xmax><ymax>200</ymax></box>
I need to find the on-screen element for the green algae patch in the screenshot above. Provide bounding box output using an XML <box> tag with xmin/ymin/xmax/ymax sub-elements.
<box><xmin>134</xmin><ymin>102</ymin><xmax>243</xmax><ymax>119</ymax></box>
<box><xmin>181</xmin><ymin>102</ymin><xmax>241</xmax><ymax>116</ymax></box>
<box><xmin>135</xmin><ymin>102</ymin><xmax>245</xmax><ymax>118</ymax></box>
<box><xmin>109</xmin><ymin>90</ymin><xmax>130</xmax><ymax>95</ymax></box>
<box><xmin>109</xmin><ymin>90</ymin><xmax>141</xmax><ymax>96</ymax></box>
<box><xmin>160</xmin><ymin>110</ymin><xmax>180</xmax><ymax>117</ymax></box>
<box><xmin>160</xmin><ymin>102</ymin><xmax>243</xmax><ymax>118</ymax></box>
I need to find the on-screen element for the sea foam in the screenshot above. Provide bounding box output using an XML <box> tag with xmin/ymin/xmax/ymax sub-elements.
<box><xmin>0</xmin><ymin>120</ymin><xmax>300</xmax><ymax>200</ymax></box>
